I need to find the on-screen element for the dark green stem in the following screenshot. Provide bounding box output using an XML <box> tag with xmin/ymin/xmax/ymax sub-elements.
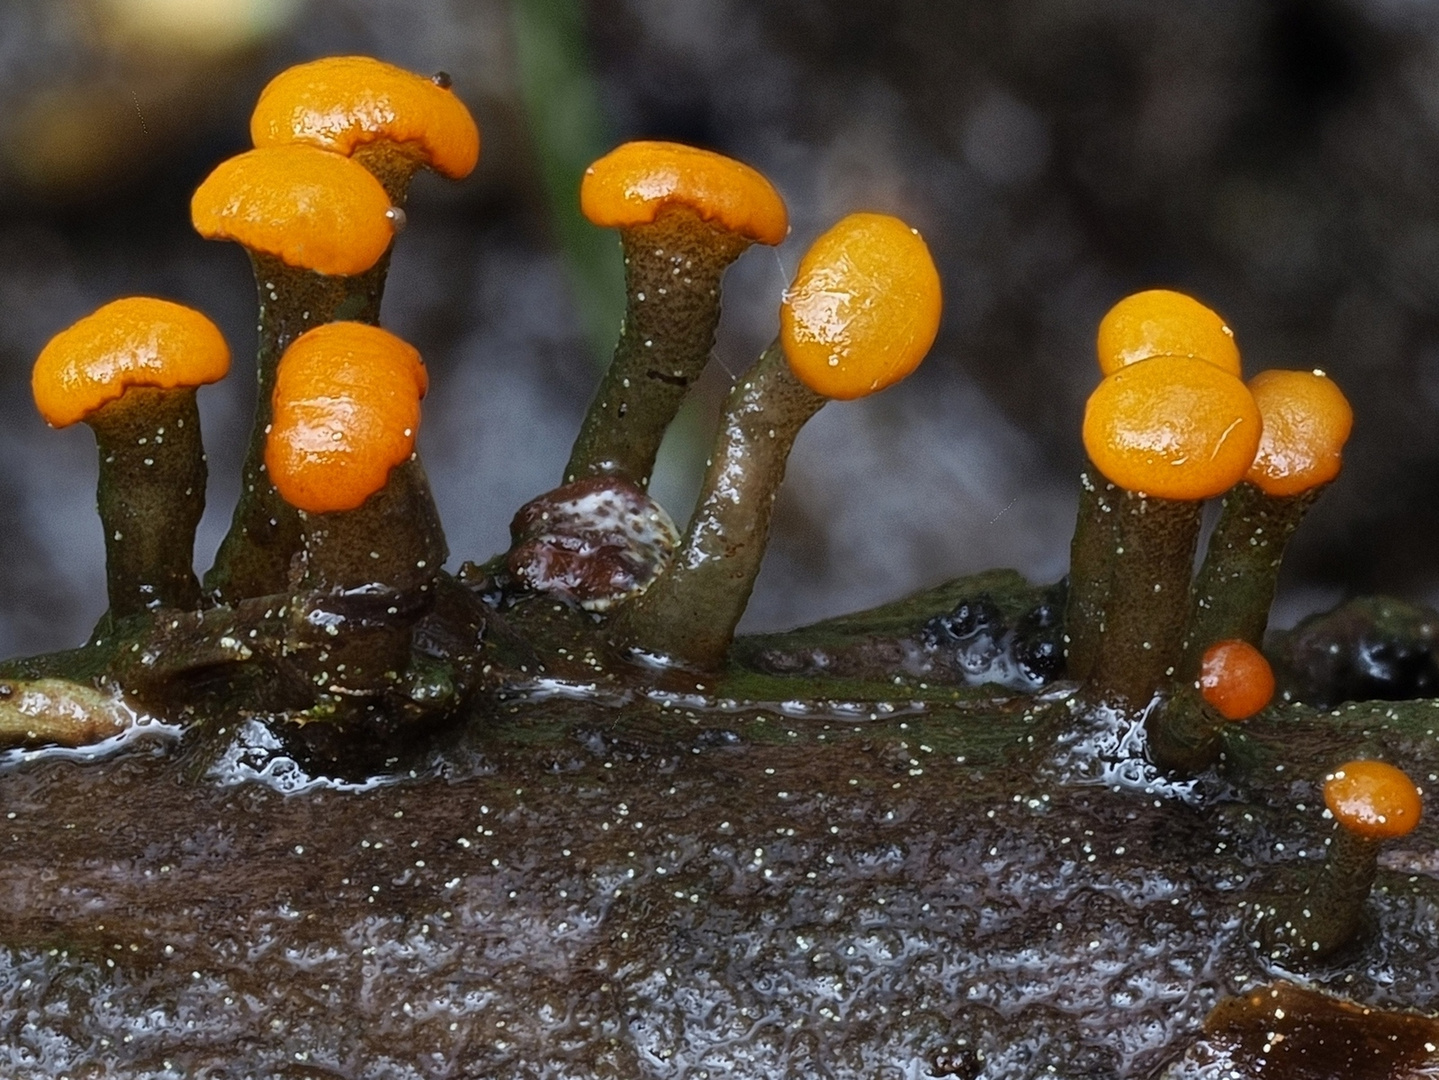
<box><xmin>204</xmin><ymin>251</ymin><xmax>393</xmax><ymax>604</ymax></box>
<box><xmin>89</xmin><ymin>387</ymin><xmax>206</xmax><ymax>620</ymax></box>
<box><xmin>1064</xmin><ymin>464</ymin><xmax>1118</xmax><ymax>683</ymax></box>
<box><xmin>564</xmin><ymin>210</ymin><xmax>750</xmax><ymax>487</ymax></box>
<box><xmin>1081</xmin><ymin>492</ymin><xmax>1201</xmax><ymax>712</ymax></box>
<box><xmin>1184</xmin><ymin>481</ymin><xmax>1322</xmax><ymax>674</ymax></box>
<box><xmin>1145</xmin><ymin>688</ymin><xmax>1229</xmax><ymax>775</ymax></box>
<box><xmin>1259</xmin><ymin>827</ymin><xmax>1377</xmax><ymax>962</ymax></box>
<box><xmin>615</xmin><ymin>341</ymin><xmax>824</xmax><ymax>669</ymax></box>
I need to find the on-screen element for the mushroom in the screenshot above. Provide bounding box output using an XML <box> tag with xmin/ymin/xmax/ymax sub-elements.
<box><xmin>1066</xmin><ymin>289</ymin><xmax>1241</xmax><ymax>682</ymax></box>
<box><xmin>264</xmin><ymin>321</ymin><xmax>445</xmax><ymax>699</ymax></box>
<box><xmin>563</xmin><ymin>140</ymin><xmax>788</xmax><ymax>488</ymax></box>
<box><xmin>249</xmin><ymin>54</ymin><xmax>481</xmax><ymax>202</ymax></box>
<box><xmin>1078</xmin><ymin>354</ymin><xmax>1262</xmax><ymax>710</ymax></box>
<box><xmin>615</xmin><ymin>212</ymin><xmax>941</xmax><ymax>669</ymax></box>
<box><xmin>190</xmin><ymin>143</ymin><xmax>403</xmax><ymax>602</ymax></box>
<box><xmin>32</xmin><ymin>297</ymin><xmax>229</xmax><ymax>622</ymax></box>
<box><xmin>1258</xmin><ymin>759</ymin><xmax>1422</xmax><ymax>962</ymax></box>
<box><xmin>1186</xmin><ymin>369</ymin><xmax>1354</xmax><ymax>667</ymax></box>
<box><xmin>1146</xmin><ymin>638</ymin><xmax>1274</xmax><ymax>775</ymax></box>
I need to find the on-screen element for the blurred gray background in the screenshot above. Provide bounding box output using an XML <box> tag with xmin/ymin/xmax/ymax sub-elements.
<box><xmin>0</xmin><ymin>0</ymin><xmax>1433</xmax><ymax>659</ymax></box>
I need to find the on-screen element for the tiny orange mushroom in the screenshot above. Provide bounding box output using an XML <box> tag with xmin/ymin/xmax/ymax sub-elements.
<box><xmin>1095</xmin><ymin>288</ymin><xmax>1241</xmax><ymax>377</ymax></box>
<box><xmin>1199</xmin><ymin>639</ymin><xmax>1275</xmax><ymax>721</ymax></box>
<box><xmin>265</xmin><ymin>321</ymin><xmax>427</xmax><ymax>515</ymax></box>
<box><xmin>580</xmin><ymin>139</ymin><xmax>788</xmax><ymax>246</ymax></box>
<box><xmin>564</xmin><ymin>140</ymin><xmax>790</xmax><ymax>486</ymax></box>
<box><xmin>191</xmin><ymin>145</ymin><xmax>397</xmax><ymax>277</ymax></box>
<box><xmin>1082</xmin><ymin>355</ymin><xmax>1262</xmax><ymax>501</ymax></box>
<box><xmin>1325</xmin><ymin>760</ymin><xmax>1423</xmax><ymax>841</ymax></box>
<box><xmin>250</xmin><ymin>55</ymin><xmax>480</xmax><ymax>186</ymax></box>
<box><xmin>781</xmin><ymin>212</ymin><xmax>942</xmax><ymax>401</ymax></box>
<box><xmin>33</xmin><ymin>297</ymin><xmax>230</xmax><ymax>617</ymax></box>
<box><xmin>1244</xmin><ymin>369</ymin><xmax>1354</xmax><ymax>498</ymax></box>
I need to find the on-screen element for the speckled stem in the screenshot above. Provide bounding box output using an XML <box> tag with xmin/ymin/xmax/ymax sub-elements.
<box><xmin>1259</xmin><ymin>827</ymin><xmax>1377</xmax><ymax>962</ymax></box>
<box><xmin>1184</xmin><ymin>481</ymin><xmax>1322</xmax><ymax>674</ymax></box>
<box><xmin>288</xmin><ymin>459</ymin><xmax>449</xmax><ymax>696</ymax></box>
<box><xmin>1081</xmin><ymin>492</ymin><xmax>1202</xmax><ymax>712</ymax></box>
<box><xmin>204</xmin><ymin>252</ymin><xmax>395</xmax><ymax>604</ymax></box>
<box><xmin>564</xmin><ymin>210</ymin><xmax>751</xmax><ymax>487</ymax></box>
<box><xmin>1145</xmin><ymin>689</ymin><xmax>1228</xmax><ymax>775</ymax></box>
<box><xmin>615</xmin><ymin>341</ymin><xmax>824</xmax><ymax>669</ymax></box>
<box><xmin>1064</xmin><ymin>464</ymin><xmax>1119</xmax><ymax>683</ymax></box>
<box><xmin>89</xmin><ymin>387</ymin><xmax>206</xmax><ymax>620</ymax></box>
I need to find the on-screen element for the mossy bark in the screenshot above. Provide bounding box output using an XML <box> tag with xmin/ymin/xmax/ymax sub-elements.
<box><xmin>564</xmin><ymin>210</ymin><xmax>750</xmax><ymax>487</ymax></box>
<box><xmin>1063</xmin><ymin>464</ymin><xmax>1118</xmax><ymax>683</ymax></box>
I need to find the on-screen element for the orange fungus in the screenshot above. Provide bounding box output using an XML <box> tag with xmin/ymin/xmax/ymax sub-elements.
<box><xmin>32</xmin><ymin>297</ymin><xmax>230</xmax><ymax>428</ymax></box>
<box><xmin>1244</xmin><ymin>369</ymin><xmax>1353</xmax><ymax>497</ymax></box>
<box><xmin>1324</xmin><ymin>760</ymin><xmax>1423</xmax><ymax>840</ymax></box>
<box><xmin>1082</xmin><ymin>355</ymin><xmax>1262</xmax><ymax>500</ymax></box>
<box><xmin>580</xmin><ymin>140</ymin><xmax>788</xmax><ymax>246</ymax></box>
<box><xmin>250</xmin><ymin>56</ymin><xmax>480</xmax><ymax>180</ymax></box>
<box><xmin>1096</xmin><ymin>289</ymin><xmax>1241</xmax><ymax>377</ymax></box>
<box><xmin>1199</xmin><ymin>639</ymin><xmax>1275</xmax><ymax>721</ymax></box>
<box><xmin>779</xmin><ymin>212</ymin><xmax>942</xmax><ymax>400</ymax></box>
<box><xmin>191</xmin><ymin>145</ymin><xmax>396</xmax><ymax>276</ymax></box>
<box><xmin>265</xmin><ymin>322</ymin><xmax>427</xmax><ymax>514</ymax></box>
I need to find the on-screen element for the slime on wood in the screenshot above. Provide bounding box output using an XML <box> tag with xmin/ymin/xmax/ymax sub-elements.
<box><xmin>1</xmin><ymin>52</ymin><xmax>1439</xmax><ymax>1079</ymax></box>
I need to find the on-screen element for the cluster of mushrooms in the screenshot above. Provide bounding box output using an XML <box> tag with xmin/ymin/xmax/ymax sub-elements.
<box><xmin>1</xmin><ymin>55</ymin><xmax>1427</xmax><ymax>965</ymax></box>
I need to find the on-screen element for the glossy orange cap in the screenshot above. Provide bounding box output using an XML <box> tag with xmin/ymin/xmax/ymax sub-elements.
<box><xmin>1244</xmin><ymin>369</ymin><xmax>1353</xmax><ymax>497</ymax></box>
<box><xmin>780</xmin><ymin>212</ymin><xmax>942</xmax><ymax>400</ymax></box>
<box><xmin>1096</xmin><ymin>289</ymin><xmax>1241</xmax><ymax>377</ymax></box>
<box><xmin>1324</xmin><ymin>760</ymin><xmax>1422</xmax><ymax>840</ymax></box>
<box><xmin>1199</xmin><ymin>639</ymin><xmax>1275</xmax><ymax>721</ymax></box>
<box><xmin>580</xmin><ymin>140</ymin><xmax>788</xmax><ymax>246</ymax></box>
<box><xmin>33</xmin><ymin>297</ymin><xmax>230</xmax><ymax>428</ymax></box>
<box><xmin>191</xmin><ymin>145</ymin><xmax>396</xmax><ymax>276</ymax></box>
<box><xmin>250</xmin><ymin>56</ymin><xmax>480</xmax><ymax>180</ymax></box>
<box><xmin>1082</xmin><ymin>355</ymin><xmax>1262</xmax><ymax>499</ymax></box>
<box><xmin>265</xmin><ymin>322</ymin><xmax>428</xmax><ymax>514</ymax></box>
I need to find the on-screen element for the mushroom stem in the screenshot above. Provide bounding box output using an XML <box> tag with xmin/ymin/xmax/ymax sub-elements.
<box><xmin>1145</xmin><ymin>692</ymin><xmax>1226</xmax><ymax>775</ymax></box>
<box><xmin>614</xmin><ymin>340</ymin><xmax>824</xmax><ymax>668</ymax></box>
<box><xmin>90</xmin><ymin>387</ymin><xmax>207</xmax><ymax>620</ymax></box>
<box><xmin>1184</xmin><ymin>481</ymin><xmax>1322</xmax><ymax>670</ymax></box>
<box><xmin>1261</xmin><ymin>828</ymin><xmax>1378</xmax><ymax>963</ymax></box>
<box><xmin>204</xmin><ymin>252</ymin><xmax>394</xmax><ymax>603</ymax></box>
<box><xmin>564</xmin><ymin>210</ymin><xmax>750</xmax><ymax>486</ymax></box>
<box><xmin>1063</xmin><ymin>463</ymin><xmax>1119</xmax><ymax>682</ymax></box>
<box><xmin>1082</xmin><ymin>491</ymin><xmax>1202</xmax><ymax>711</ymax></box>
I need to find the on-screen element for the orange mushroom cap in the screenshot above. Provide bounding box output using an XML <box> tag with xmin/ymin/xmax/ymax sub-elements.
<box><xmin>1082</xmin><ymin>355</ymin><xmax>1262</xmax><ymax>500</ymax></box>
<box><xmin>1244</xmin><ymin>369</ymin><xmax>1354</xmax><ymax>498</ymax></box>
<box><xmin>32</xmin><ymin>297</ymin><xmax>230</xmax><ymax>428</ymax></box>
<box><xmin>191</xmin><ymin>145</ymin><xmax>396</xmax><ymax>276</ymax></box>
<box><xmin>779</xmin><ymin>212</ymin><xmax>942</xmax><ymax>400</ymax></box>
<box><xmin>1199</xmin><ymin>639</ymin><xmax>1275</xmax><ymax>721</ymax></box>
<box><xmin>1096</xmin><ymin>289</ymin><xmax>1241</xmax><ymax>377</ymax></box>
<box><xmin>1324</xmin><ymin>760</ymin><xmax>1422</xmax><ymax>841</ymax></box>
<box><xmin>580</xmin><ymin>140</ymin><xmax>788</xmax><ymax>246</ymax></box>
<box><xmin>265</xmin><ymin>322</ymin><xmax>428</xmax><ymax>514</ymax></box>
<box><xmin>250</xmin><ymin>56</ymin><xmax>480</xmax><ymax>180</ymax></box>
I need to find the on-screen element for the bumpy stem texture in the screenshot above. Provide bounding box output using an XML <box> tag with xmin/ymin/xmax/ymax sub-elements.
<box><xmin>90</xmin><ymin>387</ymin><xmax>206</xmax><ymax>620</ymax></box>
<box><xmin>1064</xmin><ymin>464</ymin><xmax>1118</xmax><ymax>683</ymax></box>
<box><xmin>1184</xmin><ymin>481</ymin><xmax>1321</xmax><ymax>674</ymax></box>
<box><xmin>1145</xmin><ymin>690</ymin><xmax>1226</xmax><ymax>775</ymax></box>
<box><xmin>616</xmin><ymin>342</ymin><xmax>824</xmax><ymax>669</ymax></box>
<box><xmin>1260</xmin><ymin>828</ymin><xmax>1377</xmax><ymax>962</ymax></box>
<box><xmin>204</xmin><ymin>252</ymin><xmax>393</xmax><ymax>604</ymax></box>
<box><xmin>1082</xmin><ymin>492</ymin><xmax>1201</xmax><ymax>711</ymax></box>
<box><xmin>564</xmin><ymin>211</ymin><xmax>749</xmax><ymax>486</ymax></box>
